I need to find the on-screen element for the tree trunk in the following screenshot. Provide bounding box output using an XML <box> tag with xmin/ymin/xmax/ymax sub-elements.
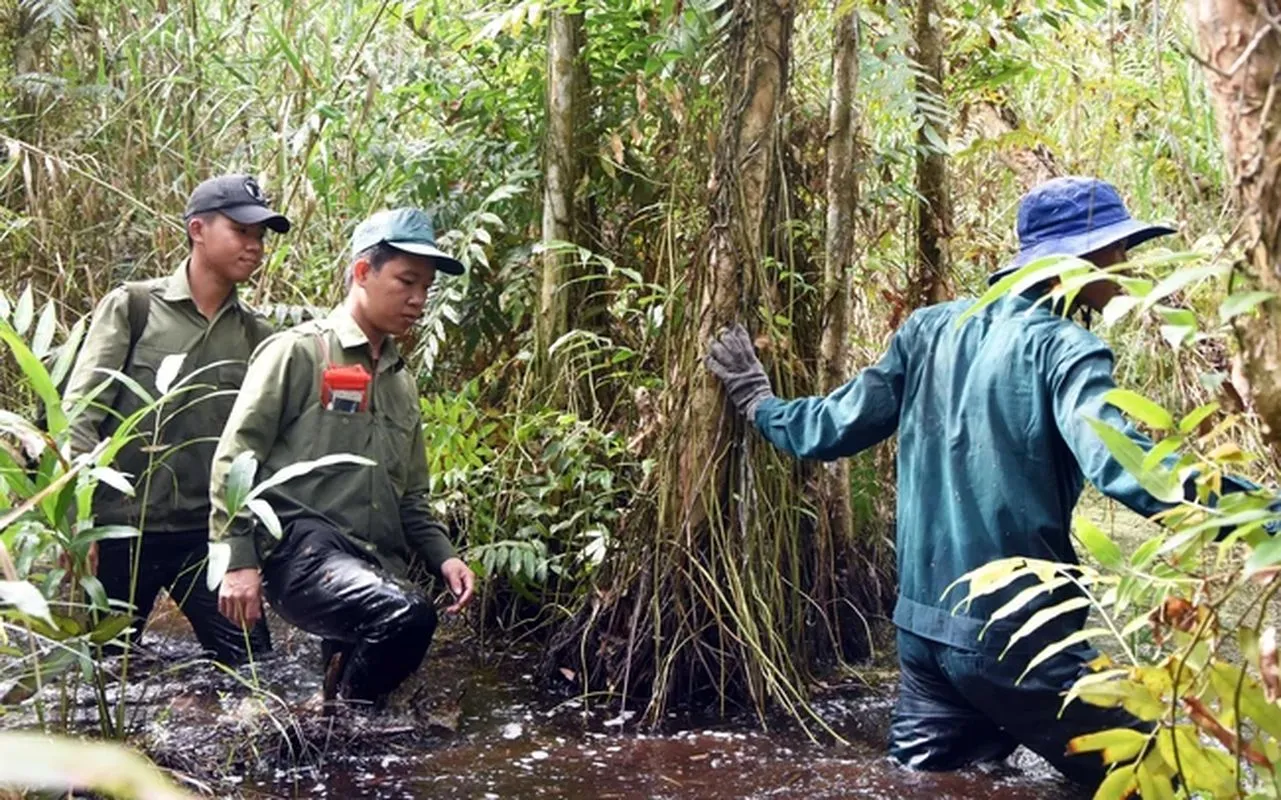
<box><xmin>962</xmin><ymin>99</ymin><xmax>1062</xmax><ymax>191</ymax></box>
<box><xmin>535</xmin><ymin>9</ymin><xmax>583</xmax><ymax>366</ymax></box>
<box><xmin>909</xmin><ymin>0</ymin><xmax>952</xmax><ymax>309</ymax></box>
<box><xmin>1188</xmin><ymin>0</ymin><xmax>1281</xmax><ymax>444</ymax></box>
<box><xmin>680</xmin><ymin>0</ymin><xmax>792</xmax><ymax>516</ymax></box>
<box><xmin>817</xmin><ymin>1</ymin><xmax>858</xmax><ymax>585</ymax></box>
<box><xmin>544</xmin><ymin>0</ymin><xmax>812</xmax><ymax>725</ymax></box>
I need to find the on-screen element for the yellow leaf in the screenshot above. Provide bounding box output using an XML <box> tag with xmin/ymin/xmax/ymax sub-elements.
<box><xmin>1068</xmin><ymin>728</ymin><xmax>1148</xmax><ymax>764</ymax></box>
<box><xmin>1092</xmin><ymin>764</ymin><xmax>1138</xmax><ymax>800</ymax></box>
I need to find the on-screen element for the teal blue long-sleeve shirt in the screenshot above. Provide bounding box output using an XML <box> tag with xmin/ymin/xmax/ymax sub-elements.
<box><xmin>754</xmin><ymin>293</ymin><xmax>1183</xmax><ymax>653</ymax></box>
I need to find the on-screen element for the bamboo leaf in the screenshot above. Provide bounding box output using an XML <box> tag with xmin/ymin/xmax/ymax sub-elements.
<box><xmin>1085</xmin><ymin>418</ymin><xmax>1182</xmax><ymax>503</ymax></box>
<box><xmin>1075</xmin><ymin>517</ymin><xmax>1124</xmax><ymax>569</ymax></box>
<box><xmin>0</xmin><ymin>580</ymin><xmax>54</xmax><ymax>625</ymax></box>
<box><xmin>1103</xmin><ymin>389</ymin><xmax>1173</xmax><ymax>431</ymax></box>
<box><xmin>1000</xmin><ymin>596</ymin><xmax>1093</xmax><ymax>657</ymax></box>
<box><xmin>956</xmin><ymin>255</ymin><xmax>1092</xmax><ymax>326</ymax></box>
<box><xmin>1219</xmin><ymin>291</ymin><xmax>1274</xmax><ymax>322</ymax></box>
<box><xmin>31</xmin><ymin>301</ymin><xmax>57</xmax><ymax>360</ymax></box>
<box><xmin>13</xmin><ymin>285</ymin><xmax>33</xmax><ymax>335</ymax></box>
<box><xmin>224</xmin><ymin>451</ymin><xmax>257</xmax><ymax>514</ymax></box>
<box><xmin>89</xmin><ymin>467</ymin><xmax>135</xmax><ymax>498</ymax></box>
<box><xmin>245</xmin><ymin>453</ymin><xmax>375</xmax><ymax>501</ymax></box>
<box><xmin>246</xmin><ymin>498</ymin><xmax>282</xmax><ymax>540</ymax></box>
<box><xmin>980</xmin><ymin>576</ymin><xmax>1072</xmax><ymax>638</ymax></box>
<box><xmin>1092</xmin><ymin>763</ymin><xmax>1139</xmax><ymax>800</ymax></box>
<box><xmin>1178</xmin><ymin>402</ymin><xmax>1219</xmax><ymax>435</ymax></box>
<box><xmin>1019</xmin><ymin>627</ymin><xmax>1111</xmax><ymax>683</ymax></box>
<box><xmin>49</xmin><ymin>316</ymin><xmax>86</xmax><ymax>387</ymax></box>
<box><xmin>206</xmin><ymin>542</ymin><xmax>231</xmax><ymax>592</ymax></box>
<box><xmin>1135</xmin><ymin>754</ymin><xmax>1175</xmax><ymax>800</ymax></box>
<box><xmin>0</xmin><ymin>731</ymin><xmax>196</xmax><ymax>799</ymax></box>
<box><xmin>0</xmin><ymin>323</ymin><xmax>64</xmax><ymax>434</ymax></box>
<box><xmin>1067</xmin><ymin>727</ymin><xmax>1147</xmax><ymax>764</ymax></box>
<box><xmin>153</xmin><ymin>353</ymin><xmax>186</xmax><ymax>396</ymax></box>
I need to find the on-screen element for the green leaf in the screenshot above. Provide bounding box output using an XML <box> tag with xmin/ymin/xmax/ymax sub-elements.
<box><xmin>79</xmin><ymin>575</ymin><xmax>108</xmax><ymax>611</ymax></box>
<box><xmin>245</xmin><ymin>453</ymin><xmax>375</xmax><ymax>501</ymax></box>
<box><xmin>1178</xmin><ymin>402</ymin><xmax>1220</xmax><ymax>435</ymax></box>
<box><xmin>246</xmin><ymin>498</ymin><xmax>282</xmax><ymax>539</ymax></box>
<box><xmin>1075</xmin><ymin>516</ymin><xmax>1124</xmax><ymax>569</ymax></box>
<box><xmin>1000</xmin><ymin>596</ymin><xmax>1093</xmax><ymax>657</ymax></box>
<box><xmin>0</xmin><ymin>323</ymin><xmax>64</xmax><ymax>435</ymax></box>
<box><xmin>0</xmin><ymin>731</ymin><xmax>197</xmax><ymax>798</ymax></box>
<box><xmin>89</xmin><ymin>467</ymin><xmax>135</xmax><ymax>498</ymax></box>
<box><xmin>1219</xmin><ymin>291</ymin><xmax>1274</xmax><ymax>322</ymax></box>
<box><xmin>1141</xmin><ymin>435</ymin><xmax>1183</xmax><ymax>472</ymax></box>
<box><xmin>205</xmin><ymin>542</ymin><xmax>231</xmax><ymax>592</ymax></box>
<box><xmin>1066</xmin><ymin>727</ymin><xmax>1147</xmax><ymax>764</ymax></box>
<box><xmin>0</xmin><ymin>580</ymin><xmax>54</xmax><ymax>625</ymax></box>
<box><xmin>956</xmin><ymin>256</ymin><xmax>1092</xmax><ymax>326</ymax></box>
<box><xmin>1085</xmin><ymin>418</ymin><xmax>1182</xmax><ymax>503</ymax></box>
<box><xmin>31</xmin><ymin>301</ymin><xmax>57</xmax><ymax>360</ymax></box>
<box><xmin>1142</xmin><ymin>263</ymin><xmax>1223</xmax><ymax>309</ymax></box>
<box><xmin>1246</xmin><ymin>534</ymin><xmax>1281</xmax><ymax>575</ymax></box>
<box><xmin>13</xmin><ymin>285</ymin><xmax>34</xmax><ymax>335</ymax></box>
<box><xmin>1103</xmin><ymin>389</ymin><xmax>1174</xmax><ymax>431</ymax></box>
<box><xmin>1100</xmin><ymin>295</ymin><xmax>1141</xmax><ymax>328</ymax></box>
<box><xmin>1129</xmin><ymin>536</ymin><xmax>1163</xmax><ymax>569</ymax></box>
<box><xmin>224</xmin><ymin>451</ymin><xmax>257</xmax><ymax>514</ymax></box>
<box><xmin>89</xmin><ymin>614</ymin><xmax>135</xmax><ymax>645</ymax></box>
<box><xmin>49</xmin><ymin>316</ymin><xmax>86</xmax><ymax>388</ymax></box>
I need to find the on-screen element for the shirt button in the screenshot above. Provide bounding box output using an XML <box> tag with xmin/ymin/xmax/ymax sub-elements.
<box><xmin>372</xmin><ymin>502</ymin><xmax>380</xmax><ymax>510</ymax></box>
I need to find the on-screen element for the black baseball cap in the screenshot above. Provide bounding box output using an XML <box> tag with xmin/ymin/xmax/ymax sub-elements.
<box><xmin>183</xmin><ymin>174</ymin><xmax>291</xmax><ymax>233</ymax></box>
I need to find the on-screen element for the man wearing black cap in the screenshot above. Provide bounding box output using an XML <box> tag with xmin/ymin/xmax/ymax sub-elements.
<box><xmin>64</xmin><ymin>174</ymin><xmax>290</xmax><ymax>664</ymax></box>
<box><xmin>706</xmin><ymin>176</ymin><xmax>1269</xmax><ymax>785</ymax></box>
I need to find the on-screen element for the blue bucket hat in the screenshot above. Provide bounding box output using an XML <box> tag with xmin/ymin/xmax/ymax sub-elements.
<box><xmin>351</xmin><ymin>207</ymin><xmax>464</xmax><ymax>275</ymax></box>
<box><xmin>991</xmin><ymin>176</ymin><xmax>1175</xmax><ymax>282</ymax></box>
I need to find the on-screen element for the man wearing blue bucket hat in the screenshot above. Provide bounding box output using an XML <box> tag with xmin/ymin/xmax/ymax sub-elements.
<box><xmin>208</xmin><ymin>207</ymin><xmax>475</xmax><ymax>712</ymax></box>
<box><xmin>707</xmin><ymin>177</ymin><xmax>1257</xmax><ymax>784</ymax></box>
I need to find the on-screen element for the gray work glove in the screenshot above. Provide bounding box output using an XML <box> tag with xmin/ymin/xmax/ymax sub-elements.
<box><xmin>706</xmin><ymin>324</ymin><xmax>774</xmax><ymax>420</ymax></box>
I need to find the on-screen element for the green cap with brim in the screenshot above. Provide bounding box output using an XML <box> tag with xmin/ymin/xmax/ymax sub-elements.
<box><xmin>350</xmin><ymin>207</ymin><xmax>464</xmax><ymax>276</ymax></box>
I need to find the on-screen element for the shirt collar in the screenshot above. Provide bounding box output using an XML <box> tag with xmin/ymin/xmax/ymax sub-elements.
<box><xmin>326</xmin><ymin>305</ymin><xmax>403</xmax><ymax>371</ymax></box>
<box><xmin>163</xmin><ymin>258</ymin><xmax>243</xmax><ymax>311</ymax></box>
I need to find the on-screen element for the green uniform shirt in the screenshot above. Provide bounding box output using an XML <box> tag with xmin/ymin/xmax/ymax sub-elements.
<box><xmin>208</xmin><ymin>305</ymin><xmax>456</xmax><ymax>578</ymax></box>
<box><xmin>64</xmin><ymin>261</ymin><xmax>272</xmax><ymax>532</ymax></box>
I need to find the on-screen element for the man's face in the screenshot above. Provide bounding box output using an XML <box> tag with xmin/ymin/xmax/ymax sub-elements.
<box><xmin>1077</xmin><ymin>242</ymin><xmax>1129</xmax><ymax>312</ymax></box>
<box><xmin>190</xmin><ymin>213</ymin><xmax>266</xmax><ymax>283</ymax></box>
<box><xmin>354</xmin><ymin>251</ymin><xmax>437</xmax><ymax>338</ymax></box>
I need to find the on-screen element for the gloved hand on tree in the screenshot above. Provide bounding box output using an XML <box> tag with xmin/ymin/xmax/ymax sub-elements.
<box><xmin>706</xmin><ymin>323</ymin><xmax>774</xmax><ymax>420</ymax></box>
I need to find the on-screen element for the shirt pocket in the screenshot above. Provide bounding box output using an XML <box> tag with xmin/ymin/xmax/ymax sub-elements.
<box><xmin>377</xmin><ymin>408</ymin><xmax>418</xmax><ymax>490</ymax></box>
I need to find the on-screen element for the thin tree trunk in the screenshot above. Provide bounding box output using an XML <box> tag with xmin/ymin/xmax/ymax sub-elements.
<box><xmin>680</xmin><ymin>0</ymin><xmax>792</xmax><ymax>516</ymax></box>
<box><xmin>1188</xmin><ymin>0</ymin><xmax>1281</xmax><ymax>443</ymax></box>
<box><xmin>536</xmin><ymin>9</ymin><xmax>583</xmax><ymax>365</ymax></box>
<box><xmin>818</xmin><ymin>4</ymin><xmax>858</xmax><ymax>563</ymax></box>
<box><xmin>910</xmin><ymin>0</ymin><xmax>951</xmax><ymax>309</ymax></box>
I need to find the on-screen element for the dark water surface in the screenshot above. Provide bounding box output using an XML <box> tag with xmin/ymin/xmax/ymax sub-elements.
<box><xmin>8</xmin><ymin>599</ymin><xmax>1088</xmax><ymax>799</ymax></box>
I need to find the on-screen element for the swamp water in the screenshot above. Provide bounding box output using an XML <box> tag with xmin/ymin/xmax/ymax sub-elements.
<box><xmin>5</xmin><ymin>599</ymin><xmax>1089</xmax><ymax>799</ymax></box>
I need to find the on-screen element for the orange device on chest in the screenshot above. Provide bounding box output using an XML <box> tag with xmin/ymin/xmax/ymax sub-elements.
<box><xmin>321</xmin><ymin>363</ymin><xmax>371</xmax><ymax>413</ymax></box>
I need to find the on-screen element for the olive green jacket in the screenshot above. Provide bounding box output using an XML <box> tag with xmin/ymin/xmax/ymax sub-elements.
<box><xmin>64</xmin><ymin>261</ymin><xmax>273</xmax><ymax>533</ymax></box>
<box><xmin>208</xmin><ymin>306</ymin><xmax>456</xmax><ymax>578</ymax></box>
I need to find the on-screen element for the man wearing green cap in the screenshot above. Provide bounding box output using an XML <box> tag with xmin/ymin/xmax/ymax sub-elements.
<box><xmin>65</xmin><ymin>173</ymin><xmax>289</xmax><ymax>664</ymax></box>
<box><xmin>209</xmin><ymin>207</ymin><xmax>475</xmax><ymax>710</ymax></box>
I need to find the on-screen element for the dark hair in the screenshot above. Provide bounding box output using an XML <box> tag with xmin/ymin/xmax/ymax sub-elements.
<box><xmin>345</xmin><ymin>242</ymin><xmax>399</xmax><ymax>289</ymax></box>
<box><xmin>185</xmin><ymin>211</ymin><xmax>216</xmax><ymax>249</ymax></box>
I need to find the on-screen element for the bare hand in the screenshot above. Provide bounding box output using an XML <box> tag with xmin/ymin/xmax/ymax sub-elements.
<box><xmin>218</xmin><ymin>567</ymin><xmax>263</xmax><ymax>628</ymax></box>
<box><xmin>439</xmin><ymin>557</ymin><xmax>476</xmax><ymax>614</ymax></box>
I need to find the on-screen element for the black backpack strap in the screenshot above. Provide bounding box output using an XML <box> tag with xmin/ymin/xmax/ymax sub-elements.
<box><xmin>122</xmin><ymin>281</ymin><xmax>151</xmax><ymax>368</ymax></box>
